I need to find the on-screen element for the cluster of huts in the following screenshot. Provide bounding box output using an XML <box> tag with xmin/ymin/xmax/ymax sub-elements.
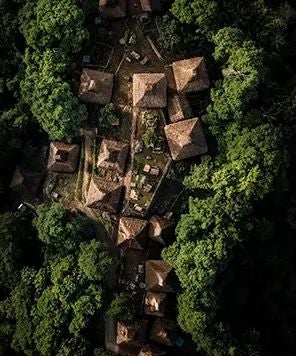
<box><xmin>114</xmin><ymin>214</ymin><xmax>179</xmax><ymax>355</ymax></box>
<box><xmin>44</xmin><ymin>54</ymin><xmax>210</xmax><ymax>216</ymax></box>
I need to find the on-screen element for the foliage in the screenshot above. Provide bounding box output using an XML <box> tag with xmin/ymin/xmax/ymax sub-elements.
<box><xmin>98</xmin><ymin>103</ymin><xmax>118</xmax><ymax>129</ymax></box>
<box><xmin>108</xmin><ymin>292</ymin><xmax>135</xmax><ymax>321</ymax></box>
<box><xmin>0</xmin><ymin>203</ymin><xmax>111</xmax><ymax>355</ymax></box>
<box><xmin>158</xmin><ymin>15</ymin><xmax>182</xmax><ymax>52</ymax></box>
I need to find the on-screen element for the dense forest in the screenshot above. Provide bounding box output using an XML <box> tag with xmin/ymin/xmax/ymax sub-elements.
<box><xmin>0</xmin><ymin>0</ymin><xmax>296</xmax><ymax>355</ymax></box>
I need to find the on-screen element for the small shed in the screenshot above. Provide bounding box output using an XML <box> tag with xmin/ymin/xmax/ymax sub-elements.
<box><xmin>168</xmin><ymin>94</ymin><xmax>192</xmax><ymax>123</ymax></box>
<box><xmin>78</xmin><ymin>68</ymin><xmax>114</xmax><ymax>105</ymax></box>
<box><xmin>133</xmin><ymin>73</ymin><xmax>167</xmax><ymax>108</ymax></box>
<box><xmin>164</xmin><ymin>118</ymin><xmax>208</xmax><ymax>161</ymax></box>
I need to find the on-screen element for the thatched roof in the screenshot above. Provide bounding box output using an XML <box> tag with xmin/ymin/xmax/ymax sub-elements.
<box><xmin>149</xmin><ymin>318</ymin><xmax>177</xmax><ymax>346</ymax></box>
<box><xmin>133</xmin><ymin>73</ymin><xmax>167</xmax><ymax>108</ymax></box>
<box><xmin>117</xmin><ymin>217</ymin><xmax>148</xmax><ymax>250</ymax></box>
<box><xmin>78</xmin><ymin>68</ymin><xmax>114</xmax><ymax>105</ymax></box>
<box><xmin>86</xmin><ymin>177</ymin><xmax>122</xmax><ymax>213</ymax></box>
<box><xmin>47</xmin><ymin>142</ymin><xmax>79</xmax><ymax>173</ymax></box>
<box><xmin>10</xmin><ymin>165</ymin><xmax>43</xmax><ymax>195</ymax></box>
<box><xmin>148</xmin><ymin>216</ymin><xmax>174</xmax><ymax>246</ymax></box>
<box><xmin>164</xmin><ymin>118</ymin><xmax>208</xmax><ymax>161</ymax></box>
<box><xmin>117</xmin><ymin>321</ymin><xmax>140</xmax><ymax>345</ymax></box>
<box><xmin>138</xmin><ymin>344</ymin><xmax>165</xmax><ymax>356</ymax></box>
<box><xmin>99</xmin><ymin>0</ymin><xmax>127</xmax><ymax>18</ymax></box>
<box><xmin>97</xmin><ymin>139</ymin><xmax>129</xmax><ymax>174</ymax></box>
<box><xmin>172</xmin><ymin>57</ymin><xmax>210</xmax><ymax>93</ymax></box>
<box><xmin>168</xmin><ymin>94</ymin><xmax>192</xmax><ymax>123</ymax></box>
<box><xmin>140</xmin><ymin>0</ymin><xmax>161</xmax><ymax>12</ymax></box>
<box><xmin>144</xmin><ymin>291</ymin><xmax>167</xmax><ymax>317</ymax></box>
<box><xmin>145</xmin><ymin>260</ymin><xmax>174</xmax><ymax>293</ymax></box>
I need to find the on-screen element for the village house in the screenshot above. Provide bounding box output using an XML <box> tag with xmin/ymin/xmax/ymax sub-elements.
<box><xmin>133</xmin><ymin>73</ymin><xmax>167</xmax><ymax>108</ymax></box>
<box><xmin>145</xmin><ymin>260</ymin><xmax>174</xmax><ymax>293</ymax></box>
<box><xmin>99</xmin><ymin>0</ymin><xmax>127</xmax><ymax>18</ymax></box>
<box><xmin>47</xmin><ymin>141</ymin><xmax>80</xmax><ymax>173</ymax></box>
<box><xmin>167</xmin><ymin>94</ymin><xmax>192</xmax><ymax>123</ymax></box>
<box><xmin>86</xmin><ymin>176</ymin><xmax>122</xmax><ymax>213</ymax></box>
<box><xmin>148</xmin><ymin>215</ymin><xmax>174</xmax><ymax>246</ymax></box>
<box><xmin>144</xmin><ymin>291</ymin><xmax>167</xmax><ymax>317</ymax></box>
<box><xmin>10</xmin><ymin>165</ymin><xmax>43</xmax><ymax>196</ymax></box>
<box><xmin>164</xmin><ymin>118</ymin><xmax>208</xmax><ymax>161</ymax></box>
<box><xmin>117</xmin><ymin>217</ymin><xmax>148</xmax><ymax>250</ymax></box>
<box><xmin>117</xmin><ymin>319</ymin><xmax>149</xmax><ymax>355</ymax></box>
<box><xmin>78</xmin><ymin>68</ymin><xmax>114</xmax><ymax>105</ymax></box>
<box><xmin>172</xmin><ymin>57</ymin><xmax>210</xmax><ymax>93</ymax></box>
<box><xmin>97</xmin><ymin>139</ymin><xmax>129</xmax><ymax>174</ymax></box>
<box><xmin>149</xmin><ymin>318</ymin><xmax>178</xmax><ymax>346</ymax></box>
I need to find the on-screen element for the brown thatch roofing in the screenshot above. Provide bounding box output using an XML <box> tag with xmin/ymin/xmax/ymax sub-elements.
<box><xmin>144</xmin><ymin>291</ymin><xmax>167</xmax><ymax>317</ymax></box>
<box><xmin>117</xmin><ymin>217</ymin><xmax>148</xmax><ymax>250</ymax></box>
<box><xmin>149</xmin><ymin>318</ymin><xmax>177</xmax><ymax>346</ymax></box>
<box><xmin>145</xmin><ymin>260</ymin><xmax>174</xmax><ymax>293</ymax></box>
<box><xmin>47</xmin><ymin>142</ymin><xmax>79</xmax><ymax>173</ymax></box>
<box><xmin>140</xmin><ymin>0</ymin><xmax>161</xmax><ymax>12</ymax></box>
<box><xmin>78</xmin><ymin>68</ymin><xmax>114</xmax><ymax>105</ymax></box>
<box><xmin>148</xmin><ymin>216</ymin><xmax>174</xmax><ymax>246</ymax></box>
<box><xmin>117</xmin><ymin>321</ymin><xmax>140</xmax><ymax>345</ymax></box>
<box><xmin>172</xmin><ymin>57</ymin><xmax>210</xmax><ymax>93</ymax></box>
<box><xmin>133</xmin><ymin>73</ymin><xmax>167</xmax><ymax>108</ymax></box>
<box><xmin>86</xmin><ymin>177</ymin><xmax>122</xmax><ymax>213</ymax></box>
<box><xmin>97</xmin><ymin>139</ymin><xmax>129</xmax><ymax>174</ymax></box>
<box><xmin>99</xmin><ymin>0</ymin><xmax>127</xmax><ymax>18</ymax></box>
<box><xmin>138</xmin><ymin>344</ymin><xmax>165</xmax><ymax>356</ymax></box>
<box><xmin>168</xmin><ymin>94</ymin><xmax>192</xmax><ymax>123</ymax></box>
<box><xmin>10</xmin><ymin>165</ymin><xmax>43</xmax><ymax>195</ymax></box>
<box><xmin>164</xmin><ymin>118</ymin><xmax>208</xmax><ymax>161</ymax></box>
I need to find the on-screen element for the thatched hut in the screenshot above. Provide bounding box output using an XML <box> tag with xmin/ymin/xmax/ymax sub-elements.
<box><xmin>97</xmin><ymin>139</ymin><xmax>129</xmax><ymax>174</ymax></box>
<box><xmin>47</xmin><ymin>142</ymin><xmax>79</xmax><ymax>173</ymax></box>
<box><xmin>117</xmin><ymin>217</ymin><xmax>148</xmax><ymax>250</ymax></box>
<box><xmin>164</xmin><ymin>118</ymin><xmax>208</xmax><ymax>161</ymax></box>
<box><xmin>99</xmin><ymin>0</ymin><xmax>127</xmax><ymax>18</ymax></box>
<box><xmin>149</xmin><ymin>318</ymin><xmax>177</xmax><ymax>346</ymax></box>
<box><xmin>86</xmin><ymin>177</ymin><xmax>122</xmax><ymax>213</ymax></box>
<box><xmin>133</xmin><ymin>73</ymin><xmax>167</xmax><ymax>108</ymax></box>
<box><xmin>172</xmin><ymin>57</ymin><xmax>210</xmax><ymax>93</ymax></box>
<box><xmin>167</xmin><ymin>94</ymin><xmax>192</xmax><ymax>123</ymax></box>
<box><xmin>79</xmin><ymin>68</ymin><xmax>114</xmax><ymax>105</ymax></box>
<box><xmin>145</xmin><ymin>260</ymin><xmax>174</xmax><ymax>293</ymax></box>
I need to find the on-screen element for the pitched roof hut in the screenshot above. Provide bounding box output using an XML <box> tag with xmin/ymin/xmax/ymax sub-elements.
<box><xmin>97</xmin><ymin>139</ymin><xmax>129</xmax><ymax>174</ymax></box>
<box><xmin>145</xmin><ymin>260</ymin><xmax>174</xmax><ymax>293</ymax></box>
<box><xmin>149</xmin><ymin>318</ymin><xmax>178</xmax><ymax>346</ymax></box>
<box><xmin>133</xmin><ymin>73</ymin><xmax>167</xmax><ymax>108</ymax></box>
<box><xmin>164</xmin><ymin>118</ymin><xmax>208</xmax><ymax>161</ymax></box>
<box><xmin>148</xmin><ymin>216</ymin><xmax>174</xmax><ymax>246</ymax></box>
<box><xmin>99</xmin><ymin>0</ymin><xmax>127</xmax><ymax>18</ymax></box>
<box><xmin>117</xmin><ymin>320</ymin><xmax>149</xmax><ymax>354</ymax></box>
<box><xmin>86</xmin><ymin>177</ymin><xmax>122</xmax><ymax>213</ymax></box>
<box><xmin>117</xmin><ymin>217</ymin><xmax>148</xmax><ymax>250</ymax></box>
<box><xmin>144</xmin><ymin>291</ymin><xmax>167</xmax><ymax>317</ymax></box>
<box><xmin>167</xmin><ymin>94</ymin><xmax>192</xmax><ymax>123</ymax></box>
<box><xmin>78</xmin><ymin>68</ymin><xmax>114</xmax><ymax>105</ymax></box>
<box><xmin>47</xmin><ymin>142</ymin><xmax>79</xmax><ymax>173</ymax></box>
<box><xmin>140</xmin><ymin>0</ymin><xmax>161</xmax><ymax>12</ymax></box>
<box><xmin>172</xmin><ymin>57</ymin><xmax>210</xmax><ymax>93</ymax></box>
<box><xmin>10</xmin><ymin>166</ymin><xmax>43</xmax><ymax>195</ymax></box>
